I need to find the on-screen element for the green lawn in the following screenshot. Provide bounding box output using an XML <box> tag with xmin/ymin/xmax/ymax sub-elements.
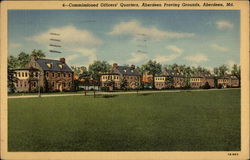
<box><xmin>8</xmin><ymin>89</ymin><xmax>240</xmax><ymax>151</ymax></box>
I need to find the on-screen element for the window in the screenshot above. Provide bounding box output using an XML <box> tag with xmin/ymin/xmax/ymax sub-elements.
<box><xmin>20</xmin><ymin>81</ymin><xmax>22</xmax><ymax>87</ymax></box>
<box><xmin>68</xmin><ymin>82</ymin><xmax>71</xmax><ymax>87</ymax></box>
<box><xmin>64</xmin><ymin>73</ymin><xmax>66</xmax><ymax>77</ymax></box>
<box><xmin>25</xmin><ymin>72</ymin><xmax>28</xmax><ymax>77</ymax></box>
<box><xmin>46</xmin><ymin>63</ymin><xmax>52</xmax><ymax>68</ymax></box>
<box><xmin>22</xmin><ymin>72</ymin><xmax>24</xmax><ymax>77</ymax></box>
<box><xmin>46</xmin><ymin>72</ymin><xmax>49</xmax><ymax>77</ymax></box>
<box><xmin>52</xmin><ymin>82</ymin><xmax>55</xmax><ymax>87</ymax></box>
<box><xmin>18</xmin><ymin>72</ymin><xmax>20</xmax><ymax>77</ymax></box>
<box><xmin>58</xmin><ymin>73</ymin><xmax>61</xmax><ymax>77</ymax></box>
<box><xmin>63</xmin><ymin>83</ymin><xmax>66</xmax><ymax>87</ymax></box>
<box><xmin>33</xmin><ymin>82</ymin><xmax>36</xmax><ymax>87</ymax></box>
<box><xmin>52</xmin><ymin>73</ymin><xmax>55</xmax><ymax>77</ymax></box>
<box><xmin>58</xmin><ymin>64</ymin><xmax>63</xmax><ymax>69</ymax></box>
<box><xmin>68</xmin><ymin>73</ymin><xmax>71</xmax><ymax>77</ymax></box>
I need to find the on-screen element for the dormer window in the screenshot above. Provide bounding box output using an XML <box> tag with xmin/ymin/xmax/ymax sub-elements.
<box><xmin>46</xmin><ymin>63</ymin><xmax>52</xmax><ymax>68</ymax></box>
<box><xmin>58</xmin><ymin>64</ymin><xmax>63</xmax><ymax>69</ymax></box>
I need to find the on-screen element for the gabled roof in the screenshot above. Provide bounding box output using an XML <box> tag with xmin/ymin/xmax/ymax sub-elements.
<box><xmin>36</xmin><ymin>58</ymin><xmax>72</xmax><ymax>72</ymax></box>
<box><xmin>115</xmin><ymin>66</ymin><xmax>141</xmax><ymax>76</ymax></box>
<box><xmin>12</xmin><ymin>68</ymin><xmax>39</xmax><ymax>71</ymax></box>
<box><xmin>156</xmin><ymin>75</ymin><xmax>185</xmax><ymax>78</ymax></box>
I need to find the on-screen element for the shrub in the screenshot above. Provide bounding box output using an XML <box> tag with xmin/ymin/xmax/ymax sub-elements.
<box><xmin>202</xmin><ymin>82</ymin><xmax>211</xmax><ymax>89</ymax></box>
<box><xmin>217</xmin><ymin>84</ymin><xmax>223</xmax><ymax>89</ymax></box>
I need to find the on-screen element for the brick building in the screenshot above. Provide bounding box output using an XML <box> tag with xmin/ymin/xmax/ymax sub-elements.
<box><xmin>190</xmin><ymin>76</ymin><xmax>215</xmax><ymax>88</ymax></box>
<box><xmin>14</xmin><ymin>56</ymin><xmax>74</xmax><ymax>92</ymax></box>
<box><xmin>218</xmin><ymin>75</ymin><xmax>239</xmax><ymax>88</ymax></box>
<box><xmin>155</xmin><ymin>70</ymin><xmax>185</xmax><ymax>89</ymax></box>
<box><xmin>100</xmin><ymin>63</ymin><xmax>142</xmax><ymax>90</ymax></box>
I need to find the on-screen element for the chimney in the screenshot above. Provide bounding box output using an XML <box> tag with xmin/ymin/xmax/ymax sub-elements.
<box><xmin>113</xmin><ymin>63</ymin><xmax>118</xmax><ymax>68</ymax></box>
<box><xmin>131</xmin><ymin>64</ymin><xmax>135</xmax><ymax>69</ymax></box>
<box><xmin>60</xmin><ymin>58</ymin><xmax>65</xmax><ymax>63</ymax></box>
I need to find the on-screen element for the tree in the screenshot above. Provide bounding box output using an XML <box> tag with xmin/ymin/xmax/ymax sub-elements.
<box><xmin>231</xmin><ymin>64</ymin><xmax>241</xmax><ymax>87</ymax></box>
<box><xmin>7</xmin><ymin>69</ymin><xmax>17</xmax><ymax>93</ymax></box>
<box><xmin>218</xmin><ymin>65</ymin><xmax>229</xmax><ymax>77</ymax></box>
<box><xmin>31</xmin><ymin>49</ymin><xmax>46</xmax><ymax>58</ymax></box>
<box><xmin>104</xmin><ymin>79</ymin><xmax>115</xmax><ymax>91</ymax></box>
<box><xmin>18</xmin><ymin>52</ymin><xmax>30</xmax><ymax>68</ymax></box>
<box><xmin>142</xmin><ymin>60</ymin><xmax>162</xmax><ymax>89</ymax></box>
<box><xmin>89</xmin><ymin>61</ymin><xmax>112</xmax><ymax>89</ymax></box>
<box><xmin>79</xmin><ymin>71</ymin><xmax>91</xmax><ymax>93</ymax></box>
<box><xmin>120</xmin><ymin>78</ymin><xmax>128</xmax><ymax>90</ymax></box>
<box><xmin>8</xmin><ymin>56</ymin><xmax>19</xmax><ymax>69</ymax></box>
<box><xmin>166</xmin><ymin>76</ymin><xmax>174</xmax><ymax>89</ymax></box>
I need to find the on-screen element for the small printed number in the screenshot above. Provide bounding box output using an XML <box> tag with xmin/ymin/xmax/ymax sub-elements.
<box><xmin>228</xmin><ymin>153</ymin><xmax>239</xmax><ymax>156</ymax></box>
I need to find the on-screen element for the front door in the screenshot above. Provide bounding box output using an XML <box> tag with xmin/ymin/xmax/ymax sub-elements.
<box><xmin>57</xmin><ymin>83</ymin><xmax>63</xmax><ymax>92</ymax></box>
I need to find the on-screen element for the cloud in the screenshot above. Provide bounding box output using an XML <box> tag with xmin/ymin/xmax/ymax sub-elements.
<box><xmin>127</xmin><ymin>52</ymin><xmax>148</xmax><ymax>63</ymax></box>
<box><xmin>28</xmin><ymin>25</ymin><xmax>102</xmax><ymax>49</ymax></box>
<box><xmin>153</xmin><ymin>45</ymin><xmax>183</xmax><ymax>63</ymax></box>
<box><xmin>109</xmin><ymin>20</ymin><xmax>194</xmax><ymax>41</ymax></box>
<box><xmin>215</xmin><ymin>20</ymin><xmax>233</xmax><ymax>29</ymax></box>
<box><xmin>9</xmin><ymin>42</ymin><xmax>22</xmax><ymax>48</ymax></box>
<box><xmin>211</xmin><ymin>44</ymin><xmax>228</xmax><ymax>52</ymax></box>
<box><xmin>166</xmin><ymin>45</ymin><xmax>183</xmax><ymax>54</ymax></box>
<box><xmin>227</xmin><ymin>60</ymin><xmax>238</xmax><ymax>68</ymax></box>
<box><xmin>65</xmin><ymin>54</ymin><xmax>79</xmax><ymax>62</ymax></box>
<box><xmin>184</xmin><ymin>53</ymin><xmax>208</xmax><ymax>63</ymax></box>
<box><xmin>28</xmin><ymin>25</ymin><xmax>102</xmax><ymax>66</ymax></box>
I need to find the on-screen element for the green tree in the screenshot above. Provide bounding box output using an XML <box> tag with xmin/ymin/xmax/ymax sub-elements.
<box><xmin>31</xmin><ymin>49</ymin><xmax>46</xmax><ymax>58</ymax></box>
<box><xmin>120</xmin><ymin>78</ymin><xmax>128</xmax><ymax>90</ymax></box>
<box><xmin>231</xmin><ymin>64</ymin><xmax>241</xmax><ymax>87</ymax></box>
<box><xmin>18</xmin><ymin>52</ymin><xmax>30</xmax><ymax>68</ymax></box>
<box><xmin>142</xmin><ymin>60</ymin><xmax>162</xmax><ymax>89</ymax></box>
<box><xmin>89</xmin><ymin>60</ymin><xmax>112</xmax><ymax>86</ymax></box>
<box><xmin>166</xmin><ymin>76</ymin><xmax>174</xmax><ymax>89</ymax></box>
<box><xmin>218</xmin><ymin>65</ymin><xmax>229</xmax><ymax>77</ymax></box>
<box><xmin>8</xmin><ymin>56</ymin><xmax>19</xmax><ymax>69</ymax></box>
<box><xmin>7</xmin><ymin>69</ymin><xmax>17</xmax><ymax>93</ymax></box>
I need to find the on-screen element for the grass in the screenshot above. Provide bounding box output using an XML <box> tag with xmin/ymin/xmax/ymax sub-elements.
<box><xmin>8</xmin><ymin>89</ymin><xmax>240</xmax><ymax>151</ymax></box>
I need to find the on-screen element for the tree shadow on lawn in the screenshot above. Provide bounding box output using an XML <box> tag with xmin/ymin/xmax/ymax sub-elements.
<box><xmin>138</xmin><ymin>93</ymin><xmax>152</xmax><ymax>96</ymax></box>
<box><xmin>95</xmin><ymin>94</ymin><xmax>119</xmax><ymax>98</ymax></box>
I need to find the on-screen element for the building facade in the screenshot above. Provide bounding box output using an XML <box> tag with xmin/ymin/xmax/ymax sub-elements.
<box><xmin>190</xmin><ymin>76</ymin><xmax>215</xmax><ymax>88</ymax></box>
<box><xmin>14</xmin><ymin>56</ymin><xmax>74</xmax><ymax>92</ymax></box>
<box><xmin>100</xmin><ymin>63</ymin><xmax>142</xmax><ymax>90</ymax></box>
<box><xmin>218</xmin><ymin>75</ymin><xmax>239</xmax><ymax>88</ymax></box>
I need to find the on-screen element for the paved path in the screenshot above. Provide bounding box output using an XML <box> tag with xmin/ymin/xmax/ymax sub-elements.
<box><xmin>8</xmin><ymin>88</ymin><xmax>239</xmax><ymax>99</ymax></box>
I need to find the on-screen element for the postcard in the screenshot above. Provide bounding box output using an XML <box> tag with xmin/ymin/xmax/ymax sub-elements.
<box><xmin>0</xmin><ymin>0</ymin><xmax>249</xmax><ymax>160</ymax></box>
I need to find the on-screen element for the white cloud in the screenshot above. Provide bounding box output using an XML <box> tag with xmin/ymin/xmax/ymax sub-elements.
<box><xmin>28</xmin><ymin>25</ymin><xmax>102</xmax><ymax>66</ymax></box>
<box><xmin>227</xmin><ymin>60</ymin><xmax>238</xmax><ymax>68</ymax></box>
<box><xmin>28</xmin><ymin>25</ymin><xmax>102</xmax><ymax>49</ymax></box>
<box><xmin>184</xmin><ymin>53</ymin><xmax>208</xmax><ymax>63</ymax></box>
<box><xmin>166</xmin><ymin>45</ymin><xmax>183</xmax><ymax>54</ymax></box>
<box><xmin>127</xmin><ymin>52</ymin><xmax>148</xmax><ymax>63</ymax></box>
<box><xmin>153</xmin><ymin>45</ymin><xmax>183</xmax><ymax>63</ymax></box>
<box><xmin>109</xmin><ymin>20</ymin><xmax>194</xmax><ymax>41</ymax></box>
<box><xmin>9</xmin><ymin>42</ymin><xmax>22</xmax><ymax>48</ymax></box>
<box><xmin>215</xmin><ymin>20</ymin><xmax>233</xmax><ymax>29</ymax></box>
<box><xmin>153</xmin><ymin>53</ymin><xmax>181</xmax><ymax>63</ymax></box>
<box><xmin>211</xmin><ymin>44</ymin><xmax>228</xmax><ymax>52</ymax></box>
<box><xmin>65</xmin><ymin>54</ymin><xmax>79</xmax><ymax>62</ymax></box>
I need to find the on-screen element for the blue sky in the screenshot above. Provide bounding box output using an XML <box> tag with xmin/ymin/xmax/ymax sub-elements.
<box><xmin>8</xmin><ymin>10</ymin><xmax>240</xmax><ymax>70</ymax></box>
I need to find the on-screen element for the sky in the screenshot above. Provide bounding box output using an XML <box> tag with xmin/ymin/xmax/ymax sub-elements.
<box><xmin>8</xmin><ymin>10</ymin><xmax>240</xmax><ymax>71</ymax></box>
